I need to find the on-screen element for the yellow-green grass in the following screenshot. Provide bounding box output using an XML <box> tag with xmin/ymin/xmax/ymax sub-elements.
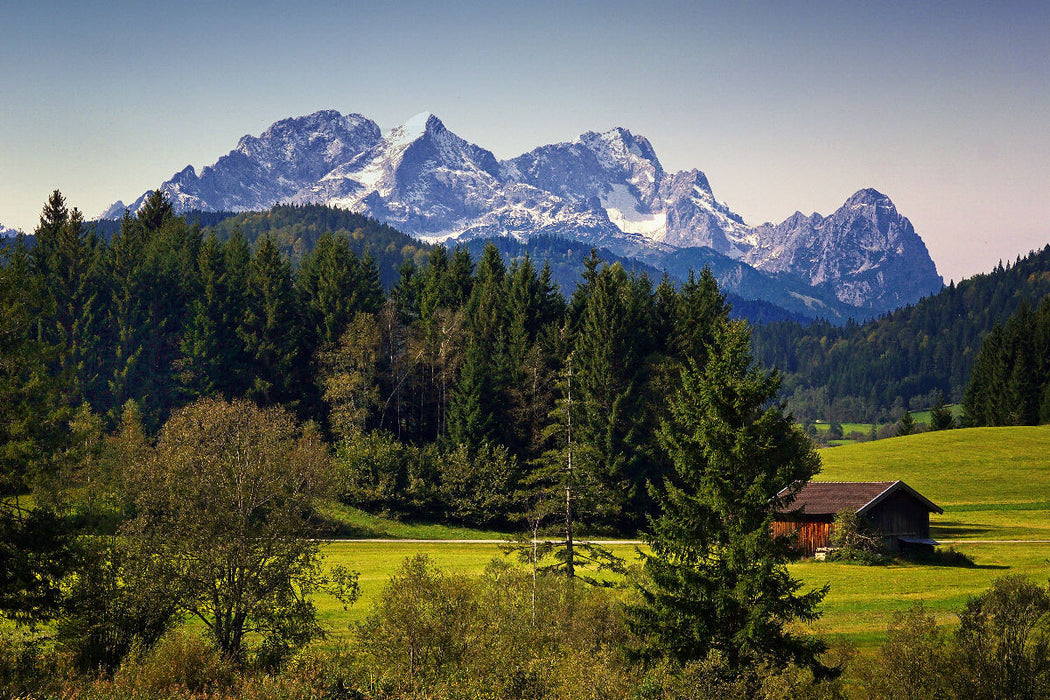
<box><xmin>790</xmin><ymin>543</ymin><xmax>1050</xmax><ymax>647</ymax></box>
<box><xmin>311</xmin><ymin>540</ymin><xmax>1050</xmax><ymax>650</ymax></box>
<box><xmin>817</xmin><ymin>425</ymin><xmax>1050</xmax><ymax>540</ymax></box>
<box><xmin>314</xmin><ymin>541</ymin><xmax>647</xmax><ymax>634</ymax></box>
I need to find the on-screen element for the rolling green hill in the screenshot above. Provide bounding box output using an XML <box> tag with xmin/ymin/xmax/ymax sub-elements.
<box><xmin>817</xmin><ymin>425</ymin><xmax>1050</xmax><ymax>540</ymax></box>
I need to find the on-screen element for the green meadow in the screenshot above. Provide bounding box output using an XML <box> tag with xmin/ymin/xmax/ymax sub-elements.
<box><xmin>817</xmin><ymin>424</ymin><xmax>1050</xmax><ymax>540</ymax></box>
<box><xmin>314</xmin><ymin>426</ymin><xmax>1050</xmax><ymax>648</ymax></box>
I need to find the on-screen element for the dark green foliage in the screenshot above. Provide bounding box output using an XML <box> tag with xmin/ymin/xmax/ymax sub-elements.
<box><xmin>203</xmin><ymin>203</ymin><xmax>428</xmax><ymax>287</ymax></box>
<box><xmin>0</xmin><ymin>236</ymin><xmax>62</xmax><ymax>495</ymax></box>
<box><xmin>963</xmin><ymin>298</ymin><xmax>1050</xmax><ymax>426</ymax></box>
<box><xmin>178</xmin><ymin>233</ymin><xmax>250</xmax><ymax>399</ymax></box>
<box><xmin>333</xmin><ymin>431</ymin><xmax>520</xmax><ymax>528</ymax></box>
<box><xmin>239</xmin><ymin>236</ymin><xmax>303</xmax><ymax>407</ymax></box>
<box><xmin>0</xmin><ymin>504</ymin><xmax>72</xmax><ymax>625</ymax></box>
<box><xmin>929</xmin><ymin>393</ymin><xmax>956</xmax><ymax>431</ymax></box>
<box><xmin>55</xmin><ymin>538</ymin><xmax>178</xmax><ymax>672</ymax></box>
<box><xmin>896</xmin><ymin>411</ymin><xmax>916</xmax><ymax>436</ymax></box>
<box><xmin>572</xmin><ymin>262</ymin><xmax>656</xmax><ymax>530</ymax></box>
<box><xmin>630</xmin><ymin>319</ymin><xmax>830</xmax><ymax>676</ymax></box>
<box><xmin>31</xmin><ymin>191</ymin><xmax>104</xmax><ymax>410</ymax></box>
<box><xmin>104</xmin><ymin>194</ymin><xmax>202</xmax><ymax>430</ymax></box>
<box><xmin>859</xmin><ymin>577</ymin><xmax>1050</xmax><ymax>700</ymax></box>
<box><xmin>445</xmin><ymin>243</ymin><xmax>511</xmax><ymax>450</ymax></box>
<box><xmin>953</xmin><ymin>575</ymin><xmax>1050</xmax><ymax>699</ymax></box>
<box><xmin>752</xmin><ymin>245</ymin><xmax>1050</xmax><ymax>421</ymax></box>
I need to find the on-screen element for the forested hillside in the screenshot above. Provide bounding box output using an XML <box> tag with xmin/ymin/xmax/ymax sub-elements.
<box><xmin>752</xmin><ymin>244</ymin><xmax>1050</xmax><ymax>422</ymax></box>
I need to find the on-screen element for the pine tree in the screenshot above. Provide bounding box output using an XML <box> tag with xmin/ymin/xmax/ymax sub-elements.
<box><xmin>444</xmin><ymin>243</ymin><xmax>510</xmax><ymax>450</ymax></box>
<box><xmin>929</xmin><ymin>393</ymin><xmax>956</xmax><ymax>431</ymax></box>
<box><xmin>572</xmin><ymin>262</ymin><xmax>652</xmax><ymax>529</ymax></box>
<box><xmin>31</xmin><ymin>193</ymin><xmax>103</xmax><ymax>410</ymax></box>
<box><xmin>178</xmin><ymin>233</ymin><xmax>249</xmax><ymax>400</ymax></box>
<box><xmin>629</xmin><ymin>319</ymin><xmax>830</xmax><ymax>677</ymax></box>
<box><xmin>506</xmin><ymin>354</ymin><xmax>623</xmax><ymax>585</ymax></box>
<box><xmin>239</xmin><ymin>236</ymin><xmax>302</xmax><ymax>407</ymax></box>
<box><xmin>896</xmin><ymin>411</ymin><xmax>916</xmax><ymax>436</ymax></box>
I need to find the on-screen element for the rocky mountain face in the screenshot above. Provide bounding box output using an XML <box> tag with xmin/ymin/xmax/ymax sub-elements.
<box><xmin>745</xmin><ymin>189</ymin><xmax>942</xmax><ymax>311</ymax></box>
<box><xmin>105</xmin><ymin>110</ymin><xmax>943</xmax><ymax>316</ymax></box>
<box><xmin>0</xmin><ymin>222</ymin><xmax>19</xmax><ymax>237</ymax></box>
<box><xmin>104</xmin><ymin>111</ymin><xmax>381</xmax><ymax>217</ymax></box>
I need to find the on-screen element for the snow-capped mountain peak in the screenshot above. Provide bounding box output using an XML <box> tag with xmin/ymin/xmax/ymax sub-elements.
<box><xmin>102</xmin><ymin>110</ymin><xmax>943</xmax><ymax>313</ymax></box>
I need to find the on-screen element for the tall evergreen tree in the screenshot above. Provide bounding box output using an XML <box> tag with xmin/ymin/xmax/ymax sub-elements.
<box><xmin>629</xmin><ymin>319</ymin><xmax>830</xmax><ymax>678</ymax></box>
<box><xmin>31</xmin><ymin>192</ymin><xmax>103</xmax><ymax>410</ymax></box>
<box><xmin>445</xmin><ymin>243</ymin><xmax>510</xmax><ymax>450</ymax></box>
<box><xmin>240</xmin><ymin>236</ymin><xmax>302</xmax><ymax>408</ymax></box>
<box><xmin>572</xmin><ymin>262</ymin><xmax>653</xmax><ymax>529</ymax></box>
<box><xmin>105</xmin><ymin>193</ymin><xmax>198</xmax><ymax>429</ymax></box>
<box><xmin>179</xmin><ymin>233</ymin><xmax>248</xmax><ymax>400</ymax></box>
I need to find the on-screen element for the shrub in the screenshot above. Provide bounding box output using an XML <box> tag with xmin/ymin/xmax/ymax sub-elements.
<box><xmin>826</xmin><ymin>510</ymin><xmax>891</xmax><ymax>565</ymax></box>
<box><xmin>110</xmin><ymin>628</ymin><xmax>236</xmax><ymax>696</ymax></box>
<box><xmin>952</xmin><ymin>575</ymin><xmax>1050</xmax><ymax>699</ymax></box>
<box><xmin>904</xmin><ymin>545</ymin><xmax>976</xmax><ymax>567</ymax></box>
<box><xmin>855</xmin><ymin>602</ymin><xmax>951</xmax><ymax>699</ymax></box>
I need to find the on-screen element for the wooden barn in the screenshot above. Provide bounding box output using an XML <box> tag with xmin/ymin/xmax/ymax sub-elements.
<box><xmin>772</xmin><ymin>480</ymin><xmax>943</xmax><ymax>557</ymax></box>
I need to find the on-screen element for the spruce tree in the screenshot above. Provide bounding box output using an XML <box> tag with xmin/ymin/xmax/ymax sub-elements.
<box><xmin>629</xmin><ymin>319</ymin><xmax>830</xmax><ymax>677</ymax></box>
<box><xmin>896</xmin><ymin>411</ymin><xmax>916</xmax><ymax>436</ymax></box>
<box><xmin>929</xmin><ymin>393</ymin><xmax>956</xmax><ymax>431</ymax></box>
<box><xmin>240</xmin><ymin>236</ymin><xmax>302</xmax><ymax>407</ymax></box>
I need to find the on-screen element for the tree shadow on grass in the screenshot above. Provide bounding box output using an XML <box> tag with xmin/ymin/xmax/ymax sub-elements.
<box><xmin>931</xmin><ymin>520</ymin><xmax>994</xmax><ymax>539</ymax></box>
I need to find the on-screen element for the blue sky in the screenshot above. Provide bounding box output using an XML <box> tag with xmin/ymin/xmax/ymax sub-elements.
<box><xmin>2</xmin><ymin>0</ymin><xmax>1048</xmax><ymax>281</ymax></box>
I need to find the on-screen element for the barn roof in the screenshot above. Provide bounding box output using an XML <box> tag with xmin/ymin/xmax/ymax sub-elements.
<box><xmin>777</xmin><ymin>480</ymin><xmax>943</xmax><ymax>517</ymax></box>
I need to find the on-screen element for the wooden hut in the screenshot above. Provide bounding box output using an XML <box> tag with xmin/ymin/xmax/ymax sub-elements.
<box><xmin>772</xmin><ymin>480</ymin><xmax>943</xmax><ymax>557</ymax></box>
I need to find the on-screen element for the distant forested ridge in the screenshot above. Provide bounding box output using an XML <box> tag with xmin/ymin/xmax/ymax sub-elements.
<box><xmin>752</xmin><ymin>244</ymin><xmax>1050</xmax><ymax>422</ymax></box>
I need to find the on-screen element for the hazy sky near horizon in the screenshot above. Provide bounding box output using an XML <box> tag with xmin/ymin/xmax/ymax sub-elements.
<box><xmin>2</xmin><ymin>1</ymin><xmax>1047</xmax><ymax>282</ymax></box>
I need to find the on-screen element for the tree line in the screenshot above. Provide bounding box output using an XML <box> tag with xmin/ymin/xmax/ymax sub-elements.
<box><xmin>962</xmin><ymin>296</ymin><xmax>1050</xmax><ymax>426</ymax></box>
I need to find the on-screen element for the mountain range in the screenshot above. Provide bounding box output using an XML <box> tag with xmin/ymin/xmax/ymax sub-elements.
<box><xmin>104</xmin><ymin>110</ymin><xmax>943</xmax><ymax>319</ymax></box>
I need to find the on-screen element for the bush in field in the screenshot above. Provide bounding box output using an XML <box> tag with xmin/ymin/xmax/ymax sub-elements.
<box><xmin>109</xmin><ymin>628</ymin><xmax>236</xmax><ymax>696</ymax></box>
<box><xmin>857</xmin><ymin>577</ymin><xmax>1050</xmax><ymax>699</ymax></box>
<box><xmin>855</xmin><ymin>602</ymin><xmax>951</xmax><ymax>699</ymax></box>
<box><xmin>952</xmin><ymin>575</ymin><xmax>1050</xmax><ymax>700</ymax></box>
<box><xmin>826</xmin><ymin>509</ymin><xmax>891</xmax><ymax>565</ymax></box>
<box><xmin>334</xmin><ymin>431</ymin><xmax>522</xmax><ymax>527</ymax></box>
<box><xmin>354</xmin><ymin>554</ymin><xmax>633</xmax><ymax>697</ymax></box>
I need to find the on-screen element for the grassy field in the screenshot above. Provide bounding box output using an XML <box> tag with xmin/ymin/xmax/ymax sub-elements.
<box><xmin>311</xmin><ymin>426</ymin><xmax>1050</xmax><ymax>649</ymax></box>
<box><xmin>817</xmin><ymin>424</ymin><xmax>1050</xmax><ymax>540</ymax></box>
